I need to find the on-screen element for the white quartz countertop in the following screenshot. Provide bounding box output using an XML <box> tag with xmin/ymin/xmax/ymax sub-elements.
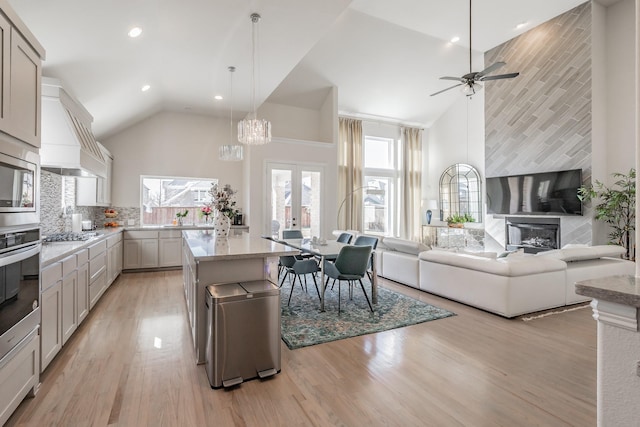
<box><xmin>183</xmin><ymin>230</ymin><xmax>298</xmax><ymax>261</ymax></box>
<box><xmin>575</xmin><ymin>274</ymin><xmax>640</xmax><ymax>307</ymax></box>
<box><xmin>41</xmin><ymin>227</ymin><xmax>124</xmax><ymax>267</ymax></box>
<box><xmin>124</xmin><ymin>224</ymin><xmax>248</xmax><ymax>231</ymax></box>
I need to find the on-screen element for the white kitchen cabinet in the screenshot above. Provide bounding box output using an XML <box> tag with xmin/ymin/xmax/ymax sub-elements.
<box><xmin>8</xmin><ymin>28</ymin><xmax>41</xmax><ymax>148</ymax></box>
<box><xmin>159</xmin><ymin>230</ymin><xmax>182</xmax><ymax>267</ymax></box>
<box><xmin>60</xmin><ymin>271</ymin><xmax>77</xmax><ymax>345</ymax></box>
<box><xmin>76</xmin><ymin>255</ymin><xmax>89</xmax><ymax>325</ymax></box>
<box><xmin>88</xmin><ymin>240</ymin><xmax>107</xmax><ymax>309</ymax></box>
<box><xmin>106</xmin><ymin>233</ymin><xmax>122</xmax><ymax>285</ymax></box>
<box><xmin>0</xmin><ymin>329</ymin><xmax>39</xmax><ymax>426</ymax></box>
<box><xmin>123</xmin><ymin>230</ymin><xmax>160</xmax><ymax>270</ymax></box>
<box><xmin>40</xmin><ymin>263</ymin><xmax>62</xmax><ymax>372</ymax></box>
<box><xmin>60</xmin><ymin>254</ymin><xmax>78</xmax><ymax>345</ymax></box>
<box><xmin>0</xmin><ymin>9</ymin><xmax>44</xmax><ymax>149</ymax></box>
<box><xmin>75</xmin><ymin>143</ymin><xmax>113</xmax><ymax>207</ymax></box>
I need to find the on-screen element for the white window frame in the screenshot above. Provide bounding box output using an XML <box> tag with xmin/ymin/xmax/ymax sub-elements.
<box><xmin>363</xmin><ymin>136</ymin><xmax>402</xmax><ymax>236</ymax></box>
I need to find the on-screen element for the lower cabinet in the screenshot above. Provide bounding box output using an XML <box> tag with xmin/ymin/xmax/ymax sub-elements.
<box><xmin>77</xmin><ymin>260</ymin><xmax>89</xmax><ymax>324</ymax></box>
<box><xmin>106</xmin><ymin>234</ymin><xmax>123</xmax><ymax>285</ymax></box>
<box><xmin>0</xmin><ymin>330</ymin><xmax>39</xmax><ymax>426</ymax></box>
<box><xmin>39</xmin><ymin>235</ymin><xmax>119</xmax><ymax>373</ymax></box>
<box><xmin>159</xmin><ymin>237</ymin><xmax>181</xmax><ymax>267</ymax></box>
<box><xmin>124</xmin><ymin>230</ymin><xmax>181</xmax><ymax>270</ymax></box>
<box><xmin>40</xmin><ymin>279</ymin><xmax>62</xmax><ymax>372</ymax></box>
<box><xmin>60</xmin><ymin>271</ymin><xmax>77</xmax><ymax>345</ymax></box>
<box><xmin>88</xmin><ymin>248</ymin><xmax>107</xmax><ymax>310</ymax></box>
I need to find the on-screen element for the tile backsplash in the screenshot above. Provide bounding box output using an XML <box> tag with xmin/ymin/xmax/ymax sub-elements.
<box><xmin>40</xmin><ymin>170</ymin><xmax>141</xmax><ymax>235</ymax></box>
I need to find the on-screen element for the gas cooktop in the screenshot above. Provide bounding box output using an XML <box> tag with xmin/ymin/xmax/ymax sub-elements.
<box><xmin>43</xmin><ymin>232</ymin><xmax>98</xmax><ymax>242</ymax></box>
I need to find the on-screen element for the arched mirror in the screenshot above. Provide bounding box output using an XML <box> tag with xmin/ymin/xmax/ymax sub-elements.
<box><xmin>439</xmin><ymin>163</ymin><xmax>482</xmax><ymax>223</ymax></box>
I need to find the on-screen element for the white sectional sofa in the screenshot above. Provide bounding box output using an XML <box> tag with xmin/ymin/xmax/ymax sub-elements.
<box><xmin>369</xmin><ymin>232</ymin><xmax>634</xmax><ymax>318</ymax></box>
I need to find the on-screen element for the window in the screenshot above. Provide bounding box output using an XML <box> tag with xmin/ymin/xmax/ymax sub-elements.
<box><xmin>363</xmin><ymin>136</ymin><xmax>400</xmax><ymax>236</ymax></box>
<box><xmin>141</xmin><ymin>176</ymin><xmax>217</xmax><ymax>225</ymax></box>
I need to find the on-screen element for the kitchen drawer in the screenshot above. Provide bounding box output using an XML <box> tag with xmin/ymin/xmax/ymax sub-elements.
<box><xmin>41</xmin><ymin>263</ymin><xmax>62</xmax><ymax>291</ymax></box>
<box><xmin>61</xmin><ymin>254</ymin><xmax>77</xmax><ymax>277</ymax></box>
<box><xmin>106</xmin><ymin>233</ymin><xmax>122</xmax><ymax>247</ymax></box>
<box><xmin>159</xmin><ymin>230</ymin><xmax>181</xmax><ymax>239</ymax></box>
<box><xmin>124</xmin><ymin>231</ymin><xmax>158</xmax><ymax>240</ymax></box>
<box><xmin>89</xmin><ymin>252</ymin><xmax>107</xmax><ymax>283</ymax></box>
<box><xmin>76</xmin><ymin>249</ymin><xmax>88</xmax><ymax>266</ymax></box>
<box><xmin>88</xmin><ymin>240</ymin><xmax>107</xmax><ymax>259</ymax></box>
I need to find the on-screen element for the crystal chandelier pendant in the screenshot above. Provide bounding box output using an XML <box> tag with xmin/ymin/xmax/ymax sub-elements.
<box><xmin>238</xmin><ymin>117</ymin><xmax>271</xmax><ymax>145</ymax></box>
<box><xmin>219</xmin><ymin>144</ymin><xmax>243</xmax><ymax>161</ymax></box>
<box><xmin>238</xmin><ymin>13</ymin><xmax>272</xmax><ymax>145</ymax></box>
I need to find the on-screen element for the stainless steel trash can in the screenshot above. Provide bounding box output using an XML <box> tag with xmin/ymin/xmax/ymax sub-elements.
<box><xmin>205</xmin><ymin>280</ymin><xmax>281</xmax><ymax>389</ymax></box>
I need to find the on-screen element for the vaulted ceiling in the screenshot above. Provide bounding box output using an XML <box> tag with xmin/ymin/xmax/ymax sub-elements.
<box><xmin>9</xmin><ymin>0</ymin><xmax>615</xmax><ymax>139</ymax></box>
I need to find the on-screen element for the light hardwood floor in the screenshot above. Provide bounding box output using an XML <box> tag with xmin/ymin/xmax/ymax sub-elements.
<box><xmin>7</xmin><ymin>271</ymin><xmax>596</xmax><ymax>426</ymax></box>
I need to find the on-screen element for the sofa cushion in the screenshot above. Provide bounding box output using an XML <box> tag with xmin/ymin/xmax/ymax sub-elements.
<box><xmin>536</xmin><ymin>245</ymin><xmax>625</xmax><ymax>262</ymax></box>
<box><xmin>382</xmin><ymin>237</ymin><xmax>429</xmax><ymax>255</ymax></box>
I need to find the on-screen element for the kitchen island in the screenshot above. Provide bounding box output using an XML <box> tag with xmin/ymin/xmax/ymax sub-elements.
<box><xmin>182</xmin><ymin>230</ymin><xmax>298</xmax><ymax>364</ymax></box>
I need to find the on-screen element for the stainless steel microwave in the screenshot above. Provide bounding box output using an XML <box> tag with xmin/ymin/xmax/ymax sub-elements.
<box><xmin>0</xmin><ymin>137</ymin><xmax>40</xmax><ymax>228</ymax></box>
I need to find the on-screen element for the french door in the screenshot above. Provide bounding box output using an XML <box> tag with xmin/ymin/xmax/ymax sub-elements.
<box><xmin>266</xmin><ymin>162</ymin><xmax>323</xmax><ymax>239</ymax></box>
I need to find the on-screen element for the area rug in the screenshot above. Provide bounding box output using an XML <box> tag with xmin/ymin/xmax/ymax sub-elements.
<box><xmin>280</xmin><ymin>276</ymin><xmax>455</xmax><ymax>349</ymax></box>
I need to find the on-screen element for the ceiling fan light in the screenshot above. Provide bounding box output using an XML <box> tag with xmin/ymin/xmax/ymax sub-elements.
<box><xmin>461</xmin><ymin>82</ymin><xmax>482</xmax><ymax>96</ymax></box>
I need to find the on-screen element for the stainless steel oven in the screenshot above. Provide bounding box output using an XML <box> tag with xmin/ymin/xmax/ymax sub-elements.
<box><xmin>0</xmin><ymin>227</ymin><xmax>40</xmax><ymax>361</ymax></box>
<box><xmin>0</xmin><ymin>136</ymin><xmax>40</xmax><ymax>228</ymax></box>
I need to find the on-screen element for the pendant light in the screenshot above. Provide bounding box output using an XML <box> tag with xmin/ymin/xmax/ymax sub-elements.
<box><xmin>238</xmin><ymin>13</ymin><xmax>272</xmax><ymax>145</ymax></box>
<box><xmin>219</xmin><ymin>66</ymin><xmax>243</xmax><ymax>161</ymax></box>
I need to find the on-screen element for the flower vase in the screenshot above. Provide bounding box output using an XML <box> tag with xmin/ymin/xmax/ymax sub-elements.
<box><xmin>213</xmin><ymin>212</ymin><xmax>231</xmax><ymax>238</ymax></box>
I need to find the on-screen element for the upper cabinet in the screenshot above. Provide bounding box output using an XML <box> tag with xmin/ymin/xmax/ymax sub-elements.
<box><xmin>0</xmin><ymin>3</ymin><xmax>45</xmax><ymax>148</ymax></box>
<box><xmin>76</xmin><ymin>143</ymin><xmax>112</xmax><ymax>207</ymax></box>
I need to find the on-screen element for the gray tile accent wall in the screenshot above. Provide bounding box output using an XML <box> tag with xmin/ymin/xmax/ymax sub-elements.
<box><xmin>484</xmin><ymin>2</ymin><xmax>593</xmax><ymax>248</ymax></box>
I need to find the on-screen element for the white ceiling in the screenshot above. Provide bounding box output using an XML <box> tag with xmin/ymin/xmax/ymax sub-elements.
<box><xmin>9</xmin><ymin>0</ymin><xmax>613</xmax><ymax>139</ymax></box>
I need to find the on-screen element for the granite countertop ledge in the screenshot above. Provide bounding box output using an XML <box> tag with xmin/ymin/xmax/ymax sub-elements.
<box><xmin>41</xmin><ymin>227</ymin><xmax>124</xmax><ymax>267</ymax></box>
<box><xmin>575</xmin><ymin>274</ymin><xmax>640</xmax><ymax>308</ymax></box>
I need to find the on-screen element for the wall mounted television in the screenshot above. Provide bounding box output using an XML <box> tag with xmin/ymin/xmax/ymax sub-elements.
<box><xmin>486</xmin><ymin>169</ymin><xmax>583</xmax><ymax>216</ymax></box>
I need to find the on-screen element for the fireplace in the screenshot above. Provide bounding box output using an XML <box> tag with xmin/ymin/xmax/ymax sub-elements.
<box><xmin>505</xmin><ymin>217</ymin><xmax>560</xmax><ymax>254</ymax></box>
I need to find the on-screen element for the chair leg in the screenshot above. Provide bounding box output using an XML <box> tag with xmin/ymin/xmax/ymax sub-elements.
<box><xmin>311</xmin><ymin>274</ymin><xmax>320</xmax><ymax>300</ymax></box>
<box><xmin>358</xmin><ymin>279</ymin><xmax>374</xmax><ymax>312</ymax></box>
<box><xmin>287</xmin><ymin>275</ymin><xmax>297</xmax><ymax>306</ymax></box>
<box><xmin>279</xmin><ymin>270</ymin><xmax>288</xmax><ymax>288</ymax></box>
<box><xmin>338</xmin><ymin>280</ymin><xmax>341</xmax><ymax>314</ymax></box>
<box><xmin>303</xmin><ymin>275</ymin><xmax>308</xmax><ymax>293</ymax></box>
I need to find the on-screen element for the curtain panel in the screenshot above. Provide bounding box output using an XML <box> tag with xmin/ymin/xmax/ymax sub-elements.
<box><xmin>401</xmin><ymin>126</ymin><xmax>423</xmax><ymax>241</ymax></box>
<box><xmin>338</xmin><ymin>118</ymin><xmax>363</xmax><ymax>231</ymax></box>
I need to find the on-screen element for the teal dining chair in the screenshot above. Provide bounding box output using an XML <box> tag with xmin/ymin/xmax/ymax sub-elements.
<box><xmin>323</xmin><ymin>245</ymin><xmax>373</xmax><ymax>313</ymax></box>
<box><xmin>353</xmin><ymin>235</ymin><xmax>379</xmax><ymax>282</ymax></box>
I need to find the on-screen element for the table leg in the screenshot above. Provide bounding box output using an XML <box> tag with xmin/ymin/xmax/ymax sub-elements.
<box><xmin>320</xmin><ymin>255</ymin><xmax>326</xmax><ymax>311</ymax></box>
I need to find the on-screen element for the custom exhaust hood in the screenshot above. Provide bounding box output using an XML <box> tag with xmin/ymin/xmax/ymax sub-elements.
<box><xmin>40</xmin><ymin>77</ymin><xmax>106</xmax><ymax>177</ymax></box>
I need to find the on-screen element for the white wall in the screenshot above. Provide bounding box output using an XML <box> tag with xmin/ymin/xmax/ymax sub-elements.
<box><xmin>605</xmin><ymin>0</ymin><xmax>636</xmax><ymax>177</ymax></box>
<box><xmin>426</xmin><ymin>93</ymin><xmax>485</xmax><ymax>224</ymax></box>
<box><xmin>101</xmin><ymin>111</ymin><xmax>243</xmax><ymax>209</ymax></box>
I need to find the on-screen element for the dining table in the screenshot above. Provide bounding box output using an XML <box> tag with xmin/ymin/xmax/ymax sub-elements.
<box><xmin>279</xmin><ymin>238</ymin><xmax>378</xmax><ymax>311</ymax></box>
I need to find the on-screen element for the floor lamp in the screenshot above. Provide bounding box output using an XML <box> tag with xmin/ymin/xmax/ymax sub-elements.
<box><xmin>336</xmin><ymin>186</ymin><xmax>384</xmax><ymax>231</ymax></box>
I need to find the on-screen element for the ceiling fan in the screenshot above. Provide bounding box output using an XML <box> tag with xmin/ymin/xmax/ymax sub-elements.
<box><xmin>430</xmin><ymin>0</ymin><xmax>520</xmax><ymax>97</ymax></box>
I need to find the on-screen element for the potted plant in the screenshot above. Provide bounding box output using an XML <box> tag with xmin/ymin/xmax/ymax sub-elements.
<box><xmin>176</xmin><ymin>210</ymin><xmax>189</xmax><ymax>226</ymax></box>
<box><xmin>446</xmin><ymin>213</ymin><xmax>475</xmax><ymax>228</ymax></box>
<box><xmin>578</xmin><ymin>168</ymin><xmax>635</xmax><ymax>259</ymax></box>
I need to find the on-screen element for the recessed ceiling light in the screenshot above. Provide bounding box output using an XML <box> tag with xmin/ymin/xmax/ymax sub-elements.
<box><xmin>214</xmin><ymin>95</ymin><xmax>223</xmax><ymax>100</ymax></box>
<box><xmin>128</xmin><ymin>27</ymin><xmax>142</xmax><ymax>38</ymax></box>
<box><xmin>515</xmin><ymin>22</ymin><xmax>528</xmax><ymax>30</ymax></box>
<box><xmin>450</xmin><ymin>36</ymin><xmax>460</xmax><ymax>43</ymax></box>
<box><xmin>141</xmin><ymin>84</ymin><xmax>150</xmax><ymax>92</ymax></box>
